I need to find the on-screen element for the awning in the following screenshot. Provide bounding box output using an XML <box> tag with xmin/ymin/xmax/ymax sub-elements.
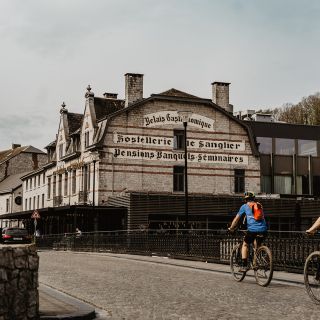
<box><xmin>0</xmin><ymin>205</ymin><xmax>127</xmax><ymax>219</ymax></box>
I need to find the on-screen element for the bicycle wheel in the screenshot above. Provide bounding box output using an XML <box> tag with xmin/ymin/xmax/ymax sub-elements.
<box><xmin>230</xmin><ymin>244</ymin><xmax>246</xmax><ymax>282</ymax></box>
<box><xmin>254</xmin><ymin>245</ymin><xmax>273</xmax><ymax>287</ymax></box>
<box><xmin>304</xmin><ymin>251</ymin><xmax>320</xmax><ymax>304</ymax></box>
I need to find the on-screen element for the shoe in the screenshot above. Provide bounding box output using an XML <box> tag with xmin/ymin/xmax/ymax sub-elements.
<box><xmin>239</xmin><ymin>265</ymin><xmax>249</xmax><ymax>272</ymax></box>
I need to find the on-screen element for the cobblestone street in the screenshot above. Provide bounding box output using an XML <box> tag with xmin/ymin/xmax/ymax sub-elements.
<box><xmin>39</xmin><ymin>251</ymin><xmax>319</xmax><ymax>320</ymax></box>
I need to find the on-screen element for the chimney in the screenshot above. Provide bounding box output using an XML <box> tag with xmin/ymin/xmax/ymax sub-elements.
<box><xmin>103</xmin><ymin>92</ymin><xmax>118</xmax><ymax>99</ymax></box>
<box><xmin>212</xmin><ymin>82</ymin><xmax>233</xmax><ymax>113</ymax></box>
<box><xmin>125</xmin><ymin>73</ymin><xmax>144</xmax><ymax>107</ymax></box>
<box><xmin>12</xmin><ymin>143</ymin><xmax>21</xmax><ymax>149</ymax></box>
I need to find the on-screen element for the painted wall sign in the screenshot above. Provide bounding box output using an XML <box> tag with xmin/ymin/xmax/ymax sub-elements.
<box><xmin>143</xmin><ymin>111</ymin><xmax>215</xmax><ymax>131</ymax></box>
<box><xmin>112</xmin><ymin>148</ymin><xmax>248</xmax><ymax>165</ymax></box>
<box><xmin>113</xmin><ymin>132</ymin><xmax>245</xmax><ymax>151</ymax></box>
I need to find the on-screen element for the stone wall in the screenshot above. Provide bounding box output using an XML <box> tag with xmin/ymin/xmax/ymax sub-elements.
<box><xmin>0</xmin><ymin>244</ymin><xmax>39</xmax><ymax>320</ymax></box>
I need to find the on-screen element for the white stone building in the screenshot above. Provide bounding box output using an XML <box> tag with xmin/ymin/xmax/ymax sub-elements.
<box><xmin>4</xmin><ymin>73</ymin><xmax>320</xmax><ymax>233</ymax></box>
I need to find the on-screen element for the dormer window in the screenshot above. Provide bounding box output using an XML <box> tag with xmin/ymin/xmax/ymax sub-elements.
<box><xmin>59</xmin><ymin>144</ymin><xmax>64</xmax><ymax>159</ymax></box>
<box><xmin>72</xmin><ymin>137</ymin><xmax>78</xmax><ymax>152</ymax></box>
<box><xmin>85</xmin><ymin>131</ymin><xmax>90</xmax><ymax>148</ymax></box>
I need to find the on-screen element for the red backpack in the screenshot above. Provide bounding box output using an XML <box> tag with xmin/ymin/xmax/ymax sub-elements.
<box><xmin>248</xmin><ymin>202</ymin><xmax>264</xmax><ymax>221</ymax></box>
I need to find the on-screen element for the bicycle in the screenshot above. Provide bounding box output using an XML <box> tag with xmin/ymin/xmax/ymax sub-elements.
<box><xmin>230</xmin><ymin>230</ymin><xmax>273</xmax><ymax>287</ymax></box>
<box><xmin>304</xmin><ymin>232</ymin><xmax>320</xmax><ymax>304</ymax></box>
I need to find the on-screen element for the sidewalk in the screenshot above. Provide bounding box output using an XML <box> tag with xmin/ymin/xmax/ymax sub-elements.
<box><xmin>85</xmin><ymin>251</ymin><xmax>305</xmax><ymax>285</ymax></box>
<box><xmin>39</xmin><ymin>283</ymin><xmax>96</xmax><ymax>320</ymax></box>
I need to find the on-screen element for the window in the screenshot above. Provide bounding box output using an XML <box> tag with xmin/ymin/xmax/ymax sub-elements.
<box><xmin>37</xmin><ymin>195</ymin><xmax>40</xmax><ymax>209</ymax></box>
<box><xmin>59</xmin><ymin>144</ymin><xmax>64</xmax><ymax>159</ymax></box>
<box><xmin>26</xmin><ymin>180</ymin><xmax>28</xmax><ymax>190</ymax></box>
<box><xmin>72</xmin><ymin>170</ymin><xmax>76</xmax><ymax>194</ymax></box>
<box><xmin>53</xmin><ymin>176</ymin><xmax>56</xmax><ymax>197</ymax></box>
<box><xmin>173</xmin><ymin>166</ymin><xmax>184</xmax><ymax>192</ymax></box>
<box><xmin>234</xmin><ymin>169</ymin><xmax>245</xmax><ymax>193</ymax></box>
<box><xmin>48</xmin><ymin>177</ymin><xmax>51</xmax><ymax>199</ymax></box>
<box><xmin>25</xmin><ymin>199</ymin><xmax>27</xmax><ymax>210</ymax></box>
<box><xmin>38</xmin><ymin>175</ymin><xmax>41</xmax><ymax>187</ymax></box>
<box><xmin>6</xmin><ymin>199</ymin><xmax>9</xmax><ymax>212</ymax></box>
<box><xmin>30</xmin><ymin>178</ymin><xmax>32</xmax><ymax>189</ymax></box>
<box><xmin>64</xmin><ymin>173</ymin><xmax>68</xmax><ymax>196</ymax></box>
<box><xmin>173</xmin><ymin>130</ymin><xmax>185</xmax><ymax>150</ymax></box>
<box><xmin>29</xmin><ymin>198</ymin><xmax>31</xmax><ymax>210</ymax></box>
<box><xmin>42</xmin><ymin>194</ymin><xmax>45</xmax><ymax>208</ymax></box>
<box><xmin>274</xmin><ymin>175</ymin><xmax>292</xmax><ymax>194</ymax></box>
<box><xmin>85</xmin><ymin>132</ymin><xmax>90</xmax><ymax>148</ymax></box>
<box><xmin>35</xmin><ymin>176</ymin><xmax>37</xmax><ymax>188</ymax></box>
<box><xmin>313</xmin><ymin>176</ymin><xmax>320</xmax><ymax>196</ymax></box>
<box><xmin>58</xmin><ymin>174</ymin><xmax>62</xmax><ymax>197</ymax></box>
<box><xmin>87</xmin><ymin>165</ymin><xmax>91</xmax><ymax>192</ymax></box>
<box><xmin>33</xmin><ymin>196</ymin><xmax>36</xmax><ymax>209</ymax></box>
<box><xmin>43</xmin><ymin>173</ymin><xmax>45</xmax><ymax>184</ymax></box>
<box><xmin>275</xmin><ymin>138</ymin><xmax>295</xmax><ymax>155</ymax></box>
<box><xmin>256</xmin><ymin>137</ymin><xmax>272</xmax><ymax>154</ymax></box>
<box><xmin>298</xmin><ymin>140</ymin><xmax>317</xmax><ymax>156</ymax></box>
<box><xmin>297</xmin><ymin>175</ymin><xmax>309</xmax><ymax>194</ymax></box>
<box><xmin>261</xmin><ymin>176</ymin><xmax>272</xmax><ymax>193</ymax></box>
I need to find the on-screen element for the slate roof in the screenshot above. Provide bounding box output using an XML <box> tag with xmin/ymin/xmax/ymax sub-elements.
<box><xmin>157</xmin><ymin>88</ymin><xmax>201</xmax><ymax>99</ymax></box>
<box><xmin>0</xmin><ymin>171</ymin><xmax>30</xmax><ymax>193</ymax></box>
<box><xmin>0</xmin><ymin>146</ymin><xmax>45</xmax><ymax>165</ymax></box>
<box><xmin>93</xmin><ymin>97</ymin><xmax>125</xmax><ymax>121</ymax></box>
<box><xmin>45</xmin><ymin>141</ymin><xmax>56</xmax><ymax>149</ymax></box>
<box><xmin>67</xmin><ymin>113</ymin><xmax>83</xmax><ymax>135</ymax></box>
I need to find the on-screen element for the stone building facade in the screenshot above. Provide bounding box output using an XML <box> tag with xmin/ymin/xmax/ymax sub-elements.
<box><xmin>0</xmin><ymin>145</ymin><xmax>47</xmax><ymax>228</ymax></box>
<box><xmin>11</xmin><ymin>73</ymin><xmax>260</xmax><ymax>232</ymax></box>
<box><xmin>3</xmin><ymin>72</ymin><xmax>320</xmax><ymax>232</ymax></box>
<box><xmin>0</xmin><ymin>145</ymin><xmax>47</xmax><ymax>182</ymax></box>
<box><xmin>93</xmin><ymin>77</ymin><xmax>260</xmax><ymax>201</ymax></box>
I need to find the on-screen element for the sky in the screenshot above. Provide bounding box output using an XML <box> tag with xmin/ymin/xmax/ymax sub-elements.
<box><xmin>0</xmin><ymin>0</ymin><xmax>319</xmax><ymax>151</ymax></box>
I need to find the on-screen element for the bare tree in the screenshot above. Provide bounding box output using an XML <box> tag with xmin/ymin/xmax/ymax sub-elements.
<box><xmin>269</xmin><ymin>93</ymin><xmax>320</xmax><ymax>125</ymax></box>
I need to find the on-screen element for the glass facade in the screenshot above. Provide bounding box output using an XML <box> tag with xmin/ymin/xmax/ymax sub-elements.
<box><xmin>313</xmin><ymin>176</ymin><xmax>320</xmax><ymax>196</ymax></box>
<box><xmin>296</xmin><ymin>175</ymin><xmax>309</xmax><ymax>195</ymax></box>
<box><xmin>275</xmin><ymin>138</ymin><xmax>295</xmax><ymax>155</ymax></box>
<box><xmin>298</xmin><ymin>140</ymin><xmax>317</xmax><ymax>156</ymax></box>
<box><xmin>261</xmin><ymin>176</ymin><xmax>272</xmax><ymax>193</ymax></box>
<box><xmin>274</xmin><ymin>175</ymin><xmax>292</xmax><ymax>194</ymax></box>
<box><xmin>256</xmin><ymin>137</ymin><xmax>272</xmax><ymax>154</ymax></box>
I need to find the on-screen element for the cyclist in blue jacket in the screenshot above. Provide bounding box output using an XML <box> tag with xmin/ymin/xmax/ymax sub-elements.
<box><xmin>229</xmin><ymin>191</ymin><xmax>268</xmax><ymax>271</ymax></box>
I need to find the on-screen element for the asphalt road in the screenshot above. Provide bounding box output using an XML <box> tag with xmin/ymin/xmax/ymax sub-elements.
<box><xmin>38</xmin><ymin>251</ymin><xmax>320</xmax><ymax>320</ymax></box>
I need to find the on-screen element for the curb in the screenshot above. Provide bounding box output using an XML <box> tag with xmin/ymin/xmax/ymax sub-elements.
<box><xmin>39</xmin><ymin>284</ymin><xmax>96</xmax><ymax>320</ymax></box>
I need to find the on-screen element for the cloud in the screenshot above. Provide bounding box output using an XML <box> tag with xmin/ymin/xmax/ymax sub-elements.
<box><xmin>0</xmin><ymin>113</ymin><xmax>55</xmax><ymax>150</ymax></box>
<box><xmin>0</xmin><ymin>0</ymin><xmax>154</xmax><ymax>58</ymax></box>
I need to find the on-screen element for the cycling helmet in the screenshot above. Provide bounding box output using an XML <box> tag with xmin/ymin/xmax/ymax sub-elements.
<box><xmin>244</xmin><ymin>191</ymin><xmax>255</xmax><ymax>201</ymax></box>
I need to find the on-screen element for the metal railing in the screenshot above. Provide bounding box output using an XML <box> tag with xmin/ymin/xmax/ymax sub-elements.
<box><xmin>35</xmin><ymin>230</ymin><xmax>320</xmax><ymax>273</ymax></box>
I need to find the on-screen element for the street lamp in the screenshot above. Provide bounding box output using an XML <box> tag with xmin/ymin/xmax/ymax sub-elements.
<box><xmin>177</xmin><ymin>111</ymin><xmax>193</xmax><ymax>232</ymax></box>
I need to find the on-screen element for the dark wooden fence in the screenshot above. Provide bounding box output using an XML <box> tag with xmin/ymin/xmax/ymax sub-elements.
<box><xmin>35</xmin><ymin>230</ymin><xmax>320</xmax><ymax>273</ymax></box>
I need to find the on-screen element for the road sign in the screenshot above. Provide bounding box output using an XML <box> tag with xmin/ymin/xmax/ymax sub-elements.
<box><xmin>31</xmin><ymin>210</ymin><xmax>41</xmax><ymax>219</ymax></box>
